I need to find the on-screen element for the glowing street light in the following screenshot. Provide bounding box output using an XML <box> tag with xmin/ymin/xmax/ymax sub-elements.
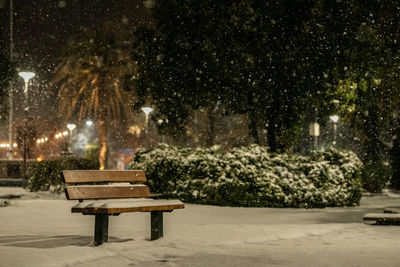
<box><xmin>18</xmin><ymin>71</ymin><xmax>35</xmax><ymax>182</ymax></box>
<box><xmin>330</xmin><ymin>115</ymin><xmax>339</xmax><ymax>146</ymax></box>
<box><xmin>330</xmin><ymin>115</ymin><xmax>339</xmax><ymax>123</ymax></box>
<box><xmin>86</xmin><ymin>120</ymin><xmax>93</xmax><ymax>126</ymax></box>
<box><xmin>67</xmin><ymin>124</ymin><xmax>76</xmax><ymax>131</ymax></box>
<box><xmin>18</xmin><ymin>72</ymin><xmax>35</xmax><ymax>82</ymax></box>
<box><xmin>141</xmin><ymin>107</ymin><xmax>153</xmax><ymax>115</ymax></box>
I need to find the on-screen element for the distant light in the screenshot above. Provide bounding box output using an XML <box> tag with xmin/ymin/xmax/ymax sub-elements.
<box><xmin>67</xmin><ymin>124</ymin><xmax>76</xmax><ymax>131</ymax></box>
<box><xmin>58</xmin><ymin>1</ymin><xmax>66</xmax><ymax>8</ymax></box>
<box><xmin>13</xmin><ymin>143</ymin><xmax>17</xmax><ymax>148</ymax></box>
<box><xmin>37</xmin><ymin>139</ymin><xmax>41</xmax><ymax>144</ymax></box>
<box><xmin>62</xmin><ymin>131</ymin><xmax>69</xmax><ymax>136</ymax></box>
<box><xmin>18</xmin><ymin>72</ymin><xmax>35</xmax><ymax>82</ymax></box>
<box><xmin>141</xmin><ymin>107</ymin><xmax>153</xmax><ymax>115</ymax></box>
<box><xmin>330</xmin><ymin>115</ymin><xmax>339</xmax><ymax>123</ymax></box>
<box><xmin>0</xmin><ymin>143</ymin><xmax>12</xmax><ymax>148</ymax></box>
<box><xmin>86</xmin><ymin>120</ymin><xmax>93</xmax><ymax>126</ymax></box>
<box><xmin>36</xmin><ymin>157</ymin><xmax>43</xmax><ymax>162</ymax></box>
<box><xmin>309</xmin><ymin>122</ymin><xmax>320</xmax><ymax>137</ymax></box>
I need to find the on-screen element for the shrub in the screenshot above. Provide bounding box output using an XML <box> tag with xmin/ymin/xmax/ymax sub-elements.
<box><xmin>130</xmin><ymin>144</ymin><xmax>363</xmax><ymax>207</ymax></box>
<box><xmin>362</xmin><ymin>163</ymin><xmax>392</xmax><ymax>193</ymax></box>
<box><xmin>26</xmin><ymin>158</ymin><xmax>99</xmax><ymax>193</ymax></box>
<box><xmin>6</xmin><ymin>162</ymin><xmax>21</xmax><ymax>178</ymax></box>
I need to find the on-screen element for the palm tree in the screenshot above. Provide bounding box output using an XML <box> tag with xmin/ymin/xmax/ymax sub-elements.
<box><xmin>52</xmin><ymin>23</ymin><xmax>137</xmax><ymax>169</ymax></box>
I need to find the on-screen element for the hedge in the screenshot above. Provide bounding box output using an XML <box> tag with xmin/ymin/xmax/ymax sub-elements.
<box><xmin>26</xmin><ymin>158</ymin><xmax>99</xmax><ymax>193</ymax></box>
<box><xmin>129</xmin><ymin>144</ymin><xmax>363</xmax><ymax>207</ymax></box>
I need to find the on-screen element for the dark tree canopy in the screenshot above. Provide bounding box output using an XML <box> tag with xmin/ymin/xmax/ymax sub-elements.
<box><xmin>134</xmin><ymin>0</ymin><xmax>400</xmax><ymax>185</ymax></box>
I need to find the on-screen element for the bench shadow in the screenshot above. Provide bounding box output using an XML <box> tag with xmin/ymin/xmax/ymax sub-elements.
<box><xmin>0</xmin><ymin>235</ymin><xmax>133</xmax><ymax>248</ymax></box>
<box><xmin>314</xmin><ymin>207</ymin><xmax>387</xmax><ymax>224</ymax></box>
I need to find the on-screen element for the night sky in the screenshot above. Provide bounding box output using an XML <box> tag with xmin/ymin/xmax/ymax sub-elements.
<box><xmin>0</xmin><ymin>0</ymin><xmax>150</xmax><ymax>78</ymax></box>
<box><xmin>0</xmin><ymin>0</ymin><xmax>150</xmax><ymax>128</ymax></box>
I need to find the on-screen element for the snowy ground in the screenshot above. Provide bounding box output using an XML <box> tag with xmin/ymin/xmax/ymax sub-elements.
<box><xmin>0</xmin><ymin>187</ymin><xmax>400</xmax><ymax>267</ymax></box>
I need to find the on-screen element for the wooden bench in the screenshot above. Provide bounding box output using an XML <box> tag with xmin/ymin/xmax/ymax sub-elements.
<box><xmin>62</xmin><ymin>170</ymin><xmax>184</xmax><ymax>246</ymax></box>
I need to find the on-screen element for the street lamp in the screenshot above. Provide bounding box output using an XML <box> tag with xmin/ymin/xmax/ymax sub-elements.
<box><xmin>67</xmin><ymin>123</ymin><xmax>76</xmax><ymax>152</ymax></box>
<box><xmin>67</xmin><ymin>123</ymin><xmax>76</xmax><ymax>131</ymax></box>
<box><xmin>18</xmin><ymin>71</ymin><xmax>35</xmax><ymax>182</ymax></box>
<box><xmin>141</xmin><ymin>107</ymin><xmax>153</xmax><ymax>131</ymax></box>
<box><xmin>7</xmin><ymin>0</ymin><xmax>15</xmax><ymax>160</ymax></box>
<box><xmin>330</xmin><ymin>115</ymin><xmax>339</xmax><ymax>146</ymax></box>
<box><xmin>141</xmin><ymin>107</ymin><xmax>153</xmax><ymax>147</ymax></box>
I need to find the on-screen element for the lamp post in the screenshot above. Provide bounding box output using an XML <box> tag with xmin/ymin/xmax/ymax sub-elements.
<box><xmin>141</xmin><ymin>107</ymin><xmax>153</xmax><ymax>133</ymax></box>
<box><xmin>141</xmin><ymin>107</ymin><xmax>153</xmax><ymax>147</ymax></box>
<box><xmin>330</xmin><ymin>115</ymin><xmax>339</xmax><ymax>146</ymax></box>
<box><xmin>67</xmin><ymin>123</ymin><xmax>76</xmax><ymax>152</ymax></box>
<box><xmin>18</xmin><ymin>71</ymin><xmax>35</xmax><ymax>181</ymax></box>
<box><xmin>7</xmin><ymin>0</ymin><xmax>15</xmax><ymax>159</ymax></box>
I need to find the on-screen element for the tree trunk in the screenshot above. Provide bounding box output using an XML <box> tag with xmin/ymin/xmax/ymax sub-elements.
<box><xmin>362</xmin><ymin>108</ymin><xmax>382</xmax><ymax>164</ymax></box>
<box><xmin>249</xmin><ymin>111</ymin><xmax>260</xmax><ymax>145</ymax></box>
<box><xmin>391</xmin><ymin>117</ymin><xmax>400</xmax><ymax>190</ymax></box>
<box><xmin>205</xmin><ymin>109</ymin><xmax>216</xmax><ymax>147</ymax></box>
<box><xmin>266</xmin><ymin>120</ymin><xmax>277</xmax><ymax>152</ymax></box>
<box><xmin>97</xmin><ymin>120</ymin><xmax>107</xmax><ymax>170</ymax></box>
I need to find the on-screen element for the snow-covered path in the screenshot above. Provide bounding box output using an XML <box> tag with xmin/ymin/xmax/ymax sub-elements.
<box><xmin>0</xmin><ymin>187</ymin><xmax>399</xmax><ymax>266</ymax></box>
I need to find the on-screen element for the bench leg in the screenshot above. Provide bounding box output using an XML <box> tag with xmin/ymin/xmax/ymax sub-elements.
<box><xmin>151</xmin><ymin>211</ymin><xmax>163</xmax><ymax>240</ymax></box>
<box><xmin>94</xmin><ymin>214</ymin><xmax>109</xmax><ymax>246</ymax></box>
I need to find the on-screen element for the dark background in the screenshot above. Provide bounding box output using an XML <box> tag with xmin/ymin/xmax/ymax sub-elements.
<box><xmin>0</xmin><ymin>0</ymin><xmax>150</xmax><ymax>126</ymax></box>
<box><xmin>0</xmin><ymin>0</ymin><xmax>150</xmax><ymax>77</ymax></box>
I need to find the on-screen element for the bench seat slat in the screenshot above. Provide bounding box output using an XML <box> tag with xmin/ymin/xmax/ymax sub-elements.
<box><xmin>65</xmin><ymin>185</ymin><xmax>151</xmax><ymax>200</ymax></box>
<box><xmin>63</xmin><ymin>170</ymin><xmax>146</xmax><ymax>184</ymax></box>
<box><xmin>72</xmin><ymin>199</ymin><xmax>185</xmax><ymax>214</ymax></box>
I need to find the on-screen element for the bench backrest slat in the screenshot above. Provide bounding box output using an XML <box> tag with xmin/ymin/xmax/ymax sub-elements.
<box><xmin>65</xmin><ymin>185</ymin><xmax>151</xmax><ymax>200</ymax></box>
<box><xmin>62</xmin><ymin>170</ymin><xmax>146</xmax><ymax>184</ymax></box>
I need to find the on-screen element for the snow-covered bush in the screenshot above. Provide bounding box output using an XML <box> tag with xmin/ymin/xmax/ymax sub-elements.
<box><xmin>130</xmin><ymin>144</ymin><xmax>363</xmax><ymax>207</ymax></box>
<box><xmin>26</xmin><ymin>158</ymin><xmax>99</xmax><ymax>193</ymax></box>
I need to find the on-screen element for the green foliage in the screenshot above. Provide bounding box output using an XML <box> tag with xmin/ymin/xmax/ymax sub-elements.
<box><xmin>85</xmin><ymin>144</ymin><xmax>99</xmax><ymax>162</ymax></box>
<box><xmin>6</xmin><ymin>163</ymin><xmax>21</xmax><ymax>178</ymax></box>
<box><xmin>130</xmin><ymin>144</ymin><xmax>363</xmax><ymax>207</ymax></box>
<box><xmin>0</xmin><ymin>179</ymin><xmax>23</xmax><ymax>187</ymax></box>
<box><xmin>26</xmin><ymin>158</ymin><xmax>99</xmax><ymax>193</ymax></box>
<box><xmin>362</xmin><ymin>163</ymin><xmax>392</xmax><ymax>193</ymax></box>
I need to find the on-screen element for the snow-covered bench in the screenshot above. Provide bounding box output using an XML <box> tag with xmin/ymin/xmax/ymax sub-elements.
<box><xmin>62</xmin><ymin>170</ymin><xmax>184</xmax><ymax>246</ymax></box>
